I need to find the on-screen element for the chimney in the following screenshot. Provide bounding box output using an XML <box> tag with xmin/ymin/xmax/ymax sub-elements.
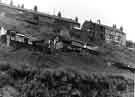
<box><xmin>120</xmin><ymin>26</ymin><xmax>123</xmax><ymax>32</ymax></box>
<box><xmin>10</xmin><ymin>0</ymin><xmax>13</xmax><ymax>6</ymax></box>
<box><xmin>97</xmin><ymin>19</ymin><xmax>101</xmax><ymax>24</ymax></box>
<box><xmin>21</xmin><ymin>4</ymin><xmax>24</xmax><ymax>8</ymax></box>
<box><xmin>90</xmin><ymin>19</ymin><xmax>92</xmax><ymax>22</ymax></box>
<box><xmin>17</xmin><ymin>4</ymin><xmax>20</xmax><ymax>8</ymax></box>
<box><xmin>34</xmin><ymin>5</ymin><xmax>38</xmax><ymax>12</ymax></box>
<box><xmin>113</xmin><ymin>24</ymin><xmax>116</xmax><ymax>28</ymax></box>
<box><xmin>75</xmin><ymin>17</ymin><xmax>78</xmax><ymax>22</ymax></box>
<box><xmin>57</xmin><ymin>11</ymin><xmax>62</xmax><ymax>17</ymax></box>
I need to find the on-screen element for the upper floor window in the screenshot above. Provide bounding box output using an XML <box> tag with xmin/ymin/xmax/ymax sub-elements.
<box><xmin>118</xmin><ymin>36</ymin><xmax>121</xmax><ymax>41</ymax></box>
<box><xmin>110</xmin><ymin>35</ymin><xmax>114</xmax><ymax>40</ymax></box>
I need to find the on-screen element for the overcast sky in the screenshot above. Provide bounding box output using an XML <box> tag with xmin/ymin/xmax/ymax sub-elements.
<box><xmin>2</xmin><ymin>0</ymin><xmax>135</xmax><ymax>42</ymax></box>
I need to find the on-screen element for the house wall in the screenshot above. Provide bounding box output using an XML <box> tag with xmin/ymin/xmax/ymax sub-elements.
<box><xmin>80</xmin><ymin>31</ymin><xmax>89</xmax><ymax>43</ymax></box>
<box><xmin>0</xmin><ymin>27</ymin><xmax>7</xmax><ymax>36</ymax></box>
<box><xmin>39</xmin><ymin>23</ymin><xmax>54</xmax><ymax>33</ymax></box>
<box><xmin>0</xmin><ymin>3</ymin><xmax>80</xmax><ymax>41</ymax></box>
<box><xmin>81</xmin><ymin>21</ymin><xmax>126</xmax><ymax>46</ymax></box>
<box><xmin>37</xmin><ymin>16</ymin><xmax>76</xmax><ymax>40</ymax></box>
<box><xmin>81</xmin><ymin>21</ymin><xmax>105</xmax><ymax>42</ymax></box>
<box><xmin>121</xmin><ymin>33</ymin><xmax>126</xmax><ymax>46</ymax></box>
<box><xmin>105</xmin><ymin>28</ymin><xmax>126</xmax><ymax>46</ymax></box>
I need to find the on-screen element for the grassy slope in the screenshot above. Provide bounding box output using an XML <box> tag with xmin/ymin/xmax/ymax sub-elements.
<box><xmin>0</xmin><ymin>46</ymin><xmax>134</xmax><ymax>97</ymax></box>
<box><xmin>0</xmin><ymin>46</ymin><xmax>134</xmax><ymax>79</ymax></box>
<box><xmin>0</xmin><ymin>4</ymin><xmax>134</xmax><ymax>96</ymax></box>
<box><xmin>102</xmin><ymin>43</ymin><xmax>135</xmax><ymax>64</ymax></box>
<box><xmin>0</xmin><ymin>3</ymin><xmax>134</xmax><ymax>79</ymax></box>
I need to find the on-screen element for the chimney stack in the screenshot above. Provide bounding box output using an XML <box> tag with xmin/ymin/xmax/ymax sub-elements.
<box><xmin>120</xmin><ymin>26</ymin><xmax>123</xmax><ymax>32</ymax></box>
<box><xmin>75</xmin><ymin>17</ymin><xmax>78</xmax><ymax>22</ymax></box>
<box><xmin>89</xmin><ymin>19</ymin><xmax>92</xmax><ymax>22</ymax></box>
<box><xmin>57</xmin><ymin>11</ymin><xmax>62</xmax><ymax>17</ymax></box>
<box><xmin>34</xmin><ymin>5</ymin><xmax>38</xmax><ymax>12</ymax></box>
<box><xmin>113</xmin><ymin>24</ymin><xmax>116</xmax><ymax>28</ymax></box>
<box><xmin>97</xmin><ymin>19</ymin><xmax>101</xmax><ymax>24</ymax></box>
<box><xmin>10</xmin><ymin>0</ymin><xmax>13</xmax><ymax>6</ymax></box>
<box><xmin>21</xmin><ymin>4</ymin><xmax>24</xmax><ymax>8</ymax></box>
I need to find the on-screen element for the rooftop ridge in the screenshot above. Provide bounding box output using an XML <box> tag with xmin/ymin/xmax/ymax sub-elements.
<box><xmin>89</xmin><ymin>20</ymin><xmax>125</xmax><ymax>34</ymax></box>
<box><xmin>0</xmin><ymin>3</ymin><xmax>79</xmax><ymax>25</ymax></box>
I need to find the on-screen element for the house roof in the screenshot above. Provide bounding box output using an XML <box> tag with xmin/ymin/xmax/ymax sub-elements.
<box><xmin>20</xmin><ymin>32</ymin><xmax>56</xmax><ymax>41</ymax></box>
<box><xmin>0</xmin><ymin>3</ymin><xmax>80</xmax><ymax>27</ymax></box>
<box><xmin>102</xmin><ymin>24</ymin><xmax>126</xmax><ymax>35</ymax></box>
<box><xmin>84</xmin><ymin>20</ymin><xmax>126</xmax><ymax>35</ymax></box>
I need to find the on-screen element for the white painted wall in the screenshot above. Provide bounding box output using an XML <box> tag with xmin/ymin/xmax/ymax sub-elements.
<box><xmin>0</xmin><ymin>27</ymin><xmax>7</xmax><ymax>36</ymax></box>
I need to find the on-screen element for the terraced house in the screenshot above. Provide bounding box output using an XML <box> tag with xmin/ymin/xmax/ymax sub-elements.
<box><xmin>81</xmin><ymin>20</ymin><xmax>105</xmax><ymax>43</ymax></box>
<box><xmin>104</xmin><ymin>24</ymin><xmax>126</xmax><ymax>46</ymax></box>
<box><xmin>0</xmin><ymin>3</ymin><xmax>80</xmax><ymax>41</ymax></box>
<box><xmin>81</xmin><ymin>20</ymin><xmax>126</xmax><ymax>46</ymax></box>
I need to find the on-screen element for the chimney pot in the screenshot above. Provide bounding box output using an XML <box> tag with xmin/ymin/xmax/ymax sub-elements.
<box><xmin>120</xmin><ymin>26</ymin><xmax>123</xmax><ymax>32</ymax></box>
<box><xmin>97</xmin><ymin>19</ymin><xmax>101</xmax><ymax>24</ymax></box>
<box><xmin>21</xmin><ymin>4</ymin><xmax>24</xmax><ymax>8</ymax></box>
<box><xmin>34</xmin><ymin>5</ymin><xmax>38</xmax><ymax>12</ymax></box>
<box><xmin>113</xmin><ymin>24</ymin><xmax>116</xmax><ymax>28</ymax></box>
<box><xmin>75</xmin><ymin>17</ymin><xmax>78</xmax><ymax>22</ymax></box>
<box><xmin>57</xmin><ymin>11</ymin><xmax>62</xmax><ymax>17</ymax></box>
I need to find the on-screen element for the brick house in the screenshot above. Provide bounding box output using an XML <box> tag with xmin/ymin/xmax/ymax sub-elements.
<box><xmin>81</xmin><ymin>20</ymin><xmax>126</xmax><ymax>46</ymax></box>
<box><xmin>81</xmin><ymin>20</ymin><xmax>105</xmax><ymax>43</ymax></box>
<box><xmin>0</xmin><ymin>3</ymin><xmax>80</xmax><ymax>41</ymax></box>
<box><xmin>105</xmin><ymin>25</ymin><xmax>126</xmax><ymax>46</ymax></box>
<box><xmin>16</xmin><ymin>5</ymin><xmax>80</xmax><ymax>39</ymax></box>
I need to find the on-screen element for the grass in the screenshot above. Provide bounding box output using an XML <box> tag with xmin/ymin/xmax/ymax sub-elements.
<box><xmin>0</xmin><ymin>62</ymin><xmax>133</xmax><ymax>97</ymax></box>
<box><xmin>0</xmin><ymin>4</ymin><xmax>134</xmax><ymax>97</ymax></box>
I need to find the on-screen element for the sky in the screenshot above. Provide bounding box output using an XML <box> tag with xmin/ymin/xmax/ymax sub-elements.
<box><xmin>2</xmin><ymin>0</ymin><xmax>135</xmax><ymax>42</ymax></box>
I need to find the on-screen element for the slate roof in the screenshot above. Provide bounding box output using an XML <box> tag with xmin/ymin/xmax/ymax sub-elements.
<box><xmin>84</xmin><ymin>20</ymin><xmax>126</xmax><ymax>35</ymax></box>
<box><xmin>0</xmin><ymin>3</ymin><xmax>80</xmax><ymax>27</ymax></box>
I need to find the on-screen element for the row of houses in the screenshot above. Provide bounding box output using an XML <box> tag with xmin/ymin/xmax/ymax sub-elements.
<box><xmin>80</xmin><ymin>20</ymin><xmax>126</xmax><ymax>46</ymax></box>
<box><xmin>0</xmin><ymin>3</ymin><xmax>127</xmax><ymax>47</ymax></box>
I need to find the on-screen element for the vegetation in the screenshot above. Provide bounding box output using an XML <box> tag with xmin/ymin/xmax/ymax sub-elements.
<box><xmin>0</xmin><ymin>63</ymin><xmax>133</xmax><ymax>97</ymax></box>
<box><xmin>0</xmin><ymin>3</ymin><xmax>134</xmax><ymax>97</ymax></box>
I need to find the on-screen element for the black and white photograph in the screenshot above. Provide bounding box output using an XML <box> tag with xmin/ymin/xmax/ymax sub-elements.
<box><xmin>0</xmin><ymin>0</ymin><xmax>134</xmax><ymax>97</ymax></box>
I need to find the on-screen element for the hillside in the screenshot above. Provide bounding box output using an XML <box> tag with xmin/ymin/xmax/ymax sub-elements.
<box><xmin>0</xmin><ymin>3</ymin><xmax>134</xmax><ymax>97</ymax></box>
<box><xmin>0</xmin><ymin>44</ymin><xmax>134</xmax><ymax>97</ymax></box>
<box><xmin>102</xmin><ymin>43</ymin><xmax>135</xmax><ymax>64</ymax></box>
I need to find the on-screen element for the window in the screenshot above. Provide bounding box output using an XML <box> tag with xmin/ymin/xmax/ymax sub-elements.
<box><xmin>118</xmin><ymin>36</ymin><xmax>121</xmax><ymax>41</ymax></box>
<box><xmin>16</xmin><ymin>35</ymin><xmax>24</xmax><ymax>42</ymax></box>
<box><xmin>100</xmin><ymin>33</ymin><xmax>104</xmax><ymax>40</ymax></box>
<box><xmin>110</xmin><ymin>35</ymin><xmax>113</xmax><ymax>40</ymax></box>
